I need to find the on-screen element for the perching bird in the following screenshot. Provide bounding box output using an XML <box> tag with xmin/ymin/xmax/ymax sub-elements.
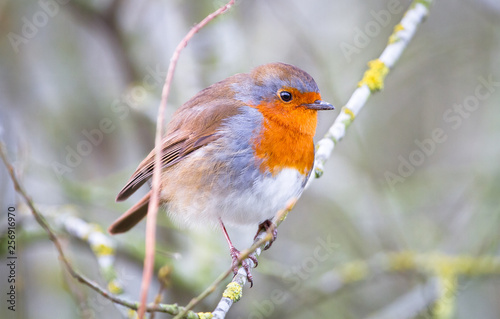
<box><xmin>109</xmin><ymin>62</ymin><xmax>334</xmax><ymax>285</ymax></box>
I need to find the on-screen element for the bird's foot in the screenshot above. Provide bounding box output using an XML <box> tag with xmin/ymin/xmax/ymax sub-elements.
<box><xmin>255</xmin><ymin>219</ymin><xmax>278</xmax><ymax>250</ymax></box>
<box><xmin>229</xmin><ymin>247</ymin><xmax>258</xmax><ymax>287</ymax></box>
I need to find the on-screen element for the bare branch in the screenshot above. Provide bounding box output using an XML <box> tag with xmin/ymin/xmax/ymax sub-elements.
<box><xmin>0</xmin><ymin>143</ymin><xmax>202</xmax><ymax>317</ymax></box>
<box><xmin>312</xmin><ymin>0</ymin><xmax>433</xmax><ymax>180</ymax></box>
<box><xmin>1</xmin><ymin>1</ymin><xmax>435</xmax><ymax>318</ymax></box>
<box><xmin>138</xmin><ymin>1</ymin><xmax>236</xmax><ymax>318</ymax></box>
<box><xmin>211</xmin><ymin>1</ymin><xmax>435</xmax><ymax>317</ymax></box>
<box><xmin>211</xmin><ymin>200</ymin><xmax>296</xmax><ymax>319</ymax></box>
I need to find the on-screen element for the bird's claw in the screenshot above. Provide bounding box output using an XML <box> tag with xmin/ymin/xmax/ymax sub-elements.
<box><xmin>255</xmin><ymin>219</ymin><xmax>278</xmax><ymax>250</ymax></box>
<box><xmin>230</xmin><ymin>247</ymin><xmax>258</xmax><ymax>287</ymax></box>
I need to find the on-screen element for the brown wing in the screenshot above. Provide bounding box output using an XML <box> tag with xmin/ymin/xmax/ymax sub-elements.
<box><xmin>109</xmin><ymin>123</ymin><xmax>224</xmax><ymax>234</ymax></box>
<box><xmin>115</xmin><ymin>133</ymin><xmax>214</xmax><ymax>201</ymax></box>
<box><xmin>109</xmin><ymin>75</ymin><xmax>248</xmax><ymax>235</ymax></box>
<box><xmin>116</xmin><ymin>77</ymin><xmax>247</xmax><ymax>202</ymax></box>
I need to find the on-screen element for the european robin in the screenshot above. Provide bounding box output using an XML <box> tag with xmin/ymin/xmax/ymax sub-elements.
<box><xmin>109</xmin><ymin>62</ymin><xmax>334</xmax><ymax>285</ymax></box>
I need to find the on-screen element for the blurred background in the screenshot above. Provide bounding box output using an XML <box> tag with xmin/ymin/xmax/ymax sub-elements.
<box><xmin>1</xmin><ymin>0</ymin><xmax>500</xmax><ymax>318</ymax></box>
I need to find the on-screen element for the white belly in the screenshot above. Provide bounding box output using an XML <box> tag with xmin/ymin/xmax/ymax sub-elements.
<box><xmin>165</xmin><ymin>168</ymin><xmax>306</xmax><ymax>229</ymax></box>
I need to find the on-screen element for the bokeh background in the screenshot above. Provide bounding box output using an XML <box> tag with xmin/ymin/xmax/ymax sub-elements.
<box><xmin>1</xmin><ymin>0</ymin><xmax>500</xmax><ymax>318</ymax></box>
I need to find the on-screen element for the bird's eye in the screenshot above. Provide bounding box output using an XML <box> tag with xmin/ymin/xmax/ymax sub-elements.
<box><xmin>279</xmin><ymin>91</ymin><xmax>293</xmax><ymax>102</ymax></box>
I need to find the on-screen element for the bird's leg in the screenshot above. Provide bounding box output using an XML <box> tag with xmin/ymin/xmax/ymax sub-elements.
<box><xmin>219</xmin><ymin>218</ymin><xmax>258</xmax><ymax>287</ymax></box>
<box><xmin>254</xmin><ymin>219</ymin><xmax>278</xmax><ymax>250</ymax></box>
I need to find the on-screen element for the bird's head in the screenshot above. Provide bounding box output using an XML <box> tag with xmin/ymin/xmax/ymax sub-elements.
<box><xmin>234</xmin><ymin>62</ymin><xmax>334</xmax><ymax>135</ymax></box>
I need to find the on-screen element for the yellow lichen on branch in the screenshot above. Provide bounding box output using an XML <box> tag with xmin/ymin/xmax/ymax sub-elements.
<box><xmin>222</xmin><ymin>282</ymin><xmax>242</xmax><ymax>302</ymax></box>
<box><xmin>358</xmin><ymin>59</ymin><xmax>389</xmax><ymax>92</ymax></box>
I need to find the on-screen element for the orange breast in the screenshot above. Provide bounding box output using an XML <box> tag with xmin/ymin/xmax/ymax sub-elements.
<box><xmin>251</xmin><ymin>100</ymin><xmax>318</xmax><ymax>176</ymax></box>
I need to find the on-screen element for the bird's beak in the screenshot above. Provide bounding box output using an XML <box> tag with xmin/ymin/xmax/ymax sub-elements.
<box><xmin>303</xmin><ymin>100</ymin><xmax>335</xmax><ymax>110</ymax></box>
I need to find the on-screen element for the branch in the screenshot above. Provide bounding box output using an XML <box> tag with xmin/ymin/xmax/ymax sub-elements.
<box><xmin>211</xmin><ymin>200</ymin><xmax>296</xmax><ymax>319</ymax></box>
<box><xmin>0</xmin><ymin>143</ymin><xmax>205</xmax><ymax>318</ymax></box>
<box><xmin>312</xmin><ymin>0</ymin><xmax>433</xmax><ymax>180</ymax></box>
<box><xmin>0</xmin><ymin>143</ymin><xmax>79</xmax><ymax>280</ymax></box>
<box><xmin>1</xmin><ymin>0</ymin><xmax>433</xmax><ymax>317</ymax></box>
<box><xmin>210</xmin><ymin>1</ymin><xmax>434</xmax><ymax>317</ymax></box>
<box><xmin>139</xmin><ymin>1</ymin><xmax>236</xmax><ymax>318</ymax></box>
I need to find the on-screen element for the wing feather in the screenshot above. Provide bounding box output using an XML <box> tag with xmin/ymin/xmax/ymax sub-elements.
<box><xmin>116</xmin><ymin>95</ymin><xmax>245</xmax><ymax>201</ymax></box>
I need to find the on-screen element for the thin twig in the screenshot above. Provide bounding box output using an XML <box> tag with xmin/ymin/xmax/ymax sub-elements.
<box><xmin>138</xmin><ymin>1</ymin><xmax>236</xmax><ymax>318</ymax></box>
<box><xmin>0</xmin><ymin>143</ymin><xmax>77</xmax><ymax>278</ymax></box>
<box><xmin>173</xmin><ymin>268</ymin><xmax>234</xmax><ymax>319</ymax></box>
<box><xmin>0</xmin><ymin>143</ymin><xmax>201</xmax><ymax>317</ymax></box>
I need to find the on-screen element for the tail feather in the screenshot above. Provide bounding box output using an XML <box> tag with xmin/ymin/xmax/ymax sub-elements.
<box><xmin>108</xmin><ymin>191</ymin><xmax>151</xmax><ymax>234</ymax></box>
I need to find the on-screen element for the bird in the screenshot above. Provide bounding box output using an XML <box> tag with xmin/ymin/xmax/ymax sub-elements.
<box><xmin>108</xmin><ymin>62</ymin><xmax>334</xmax><ymax>285</ymax></box>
